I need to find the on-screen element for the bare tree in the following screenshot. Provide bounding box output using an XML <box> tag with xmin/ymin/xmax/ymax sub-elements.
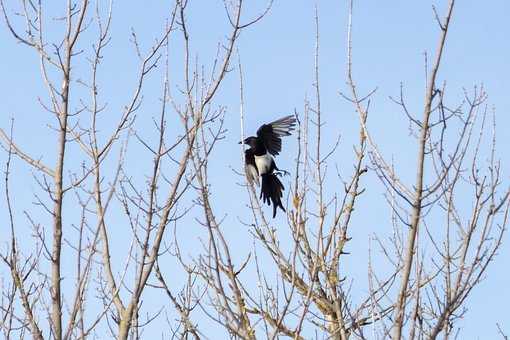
<box><xmin>0</xmin><ymin>0</ymin><xmax>273</xmax><ymax>339</ymax></box>
<box><xmin>176</xmin><ymin>1</ymin><xmax>507</xmax><ymax>340</ymax></box>
<box><xmin>1</xmin><ymin>0</ymin><xmax>506</xmax><ymax>339</ymax></box>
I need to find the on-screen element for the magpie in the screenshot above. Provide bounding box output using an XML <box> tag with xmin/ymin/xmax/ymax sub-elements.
<box><xmin>241</xmin><ymin>115</ymin><xmax>297</xmax><ymax>217</ymax></box>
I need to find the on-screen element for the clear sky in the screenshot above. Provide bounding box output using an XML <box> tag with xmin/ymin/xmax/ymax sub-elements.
<box><xmin>1</xmin><ymin>0</ymin><xmax>509</xmax><ymax>338</ymax></box>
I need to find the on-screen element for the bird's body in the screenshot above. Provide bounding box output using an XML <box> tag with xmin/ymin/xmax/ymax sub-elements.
<box><xmin>254</xmin><ymin>153</ymin><xmax>274</xmax><ymax>175</ymax></box>
<box><xmin>242</xmin><ymin>115</ymin><xmax>297</xmax><ymax>217</ymax></box>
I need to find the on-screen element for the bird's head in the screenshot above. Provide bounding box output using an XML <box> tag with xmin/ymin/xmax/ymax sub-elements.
<box><xmin>239</xmin><ymin>136</ymin><xmax>258</xmax><ymax>148</ymax></box>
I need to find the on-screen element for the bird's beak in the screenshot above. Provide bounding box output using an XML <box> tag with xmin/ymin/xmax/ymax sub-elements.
<box><xmin>238</xmin><ymin>141</ymin><xmax>243</xmax><ymax>144</ymax></box>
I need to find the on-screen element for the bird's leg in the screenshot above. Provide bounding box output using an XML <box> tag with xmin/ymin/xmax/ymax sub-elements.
<box><xmin>274</xmin><ymin>164</ymin><xmax>290</xmax><ymax>176</ymax></box>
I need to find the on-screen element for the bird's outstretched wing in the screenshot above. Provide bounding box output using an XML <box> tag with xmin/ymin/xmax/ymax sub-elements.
<box><xmin>256</xmin><ymin>115</ymin><xmax>297</xmax><ymax>156</ymax></box>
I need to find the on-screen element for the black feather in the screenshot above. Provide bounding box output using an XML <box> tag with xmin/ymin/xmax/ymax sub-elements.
<box><xmin>260</xmin><ymin>173</ymin><xmax>286</xmax><ymax>218</ymax></box>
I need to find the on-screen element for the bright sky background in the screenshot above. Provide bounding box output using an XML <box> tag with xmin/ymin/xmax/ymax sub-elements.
<box><xmin>1</xmin><ymin>1</ymin><xmax>509</xmax><ymax>338</ymax></box>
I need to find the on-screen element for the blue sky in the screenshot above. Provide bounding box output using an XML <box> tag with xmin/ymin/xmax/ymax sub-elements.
<box><xmin>1</xmin><ymin>0</ymin><xmax>509</xmax><ymax>338</ymax></box>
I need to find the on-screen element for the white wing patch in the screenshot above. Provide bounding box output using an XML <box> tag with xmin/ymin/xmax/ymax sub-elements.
<box><xmin>269</xmin><ymin>115</ymin><xmax>296</xmax><ymax>137</ymax></box>
<box><xmin>246</xmin><ymin>164</ymin><xmax>259</xmax><ymax>186</ymax></box>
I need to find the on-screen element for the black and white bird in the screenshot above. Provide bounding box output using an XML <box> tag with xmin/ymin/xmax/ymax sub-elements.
<box><xmin>241</xmin><ymin>115</ymin><xmax>297</xmax><ymax>218</ymax></box>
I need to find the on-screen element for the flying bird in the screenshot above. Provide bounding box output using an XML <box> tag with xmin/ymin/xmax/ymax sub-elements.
<box><xmin>241</xmin><ymin>115</ymin><xmax>297</xmax><ymax>217</ymax></box>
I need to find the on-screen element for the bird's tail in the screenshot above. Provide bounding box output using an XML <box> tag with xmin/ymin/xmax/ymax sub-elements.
<box><xmin>260</xmin><ymin>173</ymin><xmax>286</xmax><ymax>218</ymax></box>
